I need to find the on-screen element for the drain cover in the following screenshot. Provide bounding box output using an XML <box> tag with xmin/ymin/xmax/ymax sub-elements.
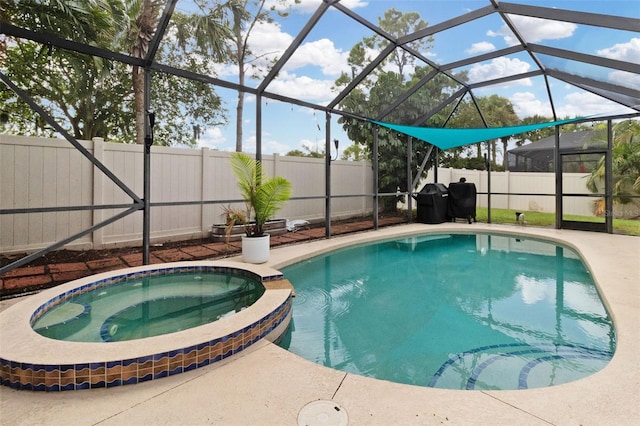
<box><xmin>297</xmin><ymin>400</ymin><xmax>348</xmax><ymax>426</ymax></box>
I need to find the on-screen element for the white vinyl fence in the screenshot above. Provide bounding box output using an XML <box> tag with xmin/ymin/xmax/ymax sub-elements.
<box><xmin>1</xmin><ymin>135</ymin><xmax>373</xmax><ymax>253</ymax></box>
<box><xmin>422</xmin><ymin>167</ymin><xmax>596</xmax><ymax>216</ymax></box>
<box><xmin>1</xmin><ymin>135</ymin><xmax>613</xmax><ymax>254</ymax></box>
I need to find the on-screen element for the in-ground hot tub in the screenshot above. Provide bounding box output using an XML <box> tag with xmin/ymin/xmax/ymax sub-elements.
<box><xmin>0</xmin><ymin>261</ymin><xmax>293</xmax><ymax>391</ymax></box>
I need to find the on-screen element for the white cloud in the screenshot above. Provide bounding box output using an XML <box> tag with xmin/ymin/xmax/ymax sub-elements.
<box><xmin>289</xmin><ymin>0</ymin><xmax>319</xmax><ymax>13</ymax></box>
<box><xmin>510</xmin><ymin>91</ymin><xmax>551</xmax><ymax>118</ymax></box>
<box><xmin>557</xmin><ymin>91</ymin><xmax>626</xmax><ymax>117</ymax></box>
<box><xmin>241</xmin><ymin>133</ymin><xmax>292</xmax><ymax>155</ymax></box>
<box><xmin>509</xmin><ymin>90</ymin><xmax>629</xmax><ymax>120</ymax></box>
<box><xmin>337</xmin><ymin>0</ymin><xmax>368</xmax><ymax>8</ymax></box>
<box><xmin>597</xmin><ymin>37</ymin><xmax>640</xmax><ymax>63</ymax></box>
<box><xmin>250</xmin><ymin>21</ymin><xmax>292</xmax><ymax>52</ymax></box>
<box><xmin>210</xmin><ymin>62</ymin><xmax>233</xmax><ymax>79</ymax></box>
<box><xmin>300</xmin><ymin>138</ymin><xmax>323</xmax><ymax>153</ymax></box>
<box><xmin>291</xmin><ymin>0</ymin><xmax>367</xmax><ymax>13</ymax></box>
<box><xmin>242</xmin><ymin>135</ymin><xmax>257</xmax><ymax>153</ymax></box>
<box><xmin>283</xmin><ymin>38</ymin><xmax>350</xmax><ymax>76</ymax></box>
<box><xmin>607</xmin><ymin>70</ymin><xmax>640</xmax><ymax>90</ymax></box>
<box><xmin>466</xmin><ymin>41</ymin><xmax>495</xmax><ymax>55</ymax></box>
<box><xmin>517</xmin><ymin>275</ymin><xmax>553</xmax><ymax>305</ymax></box>
<box><xmin>467</xmin><ymin>57</ymin><xmax>532</xmax><ymax>85</ymax></box>
<box><xmin>238</xmin><ymin>21</ymin><xmax>351</xmax><ymax>97</ymax></box>
<box><xmin>213</xmin><ymin>20</ymin><xmax>291</xmax><ymax>79</ymax></box>
<box><xmin>247</xmin><ymin>21</ymin><xmax>293</xmax><ymax>71</ymax></box>
<box><xmin>597</xmin><ymin>37</ymin><xmax>640</xmax><ymax>62</ymax></box>
<box><xmin>597</xmin><ymin>38</ymin><xmax>640</xmax><ymax>89</ymax></box>
<box><xmin>265</xmin><ymin>139</ymin><xmax>293</xmax><ymax>155</ymax></box>
<box><xmin>489</xmin><ymin>15</ymin><xmax>576</xmax><ymax>46</ymax></box>
<box><xmin>198</xmin><ymin>127</ymin><xmax>226</xmax><ymax>150</ymax></box>
<box><xmin>266</xmin><ymin>71</ymin><xmax>339</xmax><ymax>102</ymax></box>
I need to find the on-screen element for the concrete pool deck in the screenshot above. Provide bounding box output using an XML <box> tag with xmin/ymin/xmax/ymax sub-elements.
<box><xmin>1</xmin><ymin>223</ymin><xmax>638</xmax><ymax>425</ymax></box>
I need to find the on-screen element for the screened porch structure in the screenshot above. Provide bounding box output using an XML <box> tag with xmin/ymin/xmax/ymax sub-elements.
<box><xmin>1</xmin><ymin>0</ymin><xmax>639</xmax><ymax>275</ymax></box>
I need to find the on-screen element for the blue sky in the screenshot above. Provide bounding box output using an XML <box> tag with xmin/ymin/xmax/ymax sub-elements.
<box><xmin>182</xmin><ymin>0</ymin><xmax>640</xmax><ymax>156</ymax></box>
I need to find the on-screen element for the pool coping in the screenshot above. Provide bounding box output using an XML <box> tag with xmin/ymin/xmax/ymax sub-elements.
<box><xmin>264</xmin><ymin>223</ymin><xmax>639</xmax><ymax>424</ymax></box>
<box><xmin>0</xmin><ymin>223</ymin><xmax>638</xmax><ymax>425</ymax></box>
<box><xmin>0</xmin><ymin>261</ymin><xmax>293</xmax><ymax>391</ymax></box>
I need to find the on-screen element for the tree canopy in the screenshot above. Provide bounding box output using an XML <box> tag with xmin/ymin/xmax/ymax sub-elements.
<box><xmin>1</xmin><ymin>0</ymin><xmax>226</xmax><ymax>146</ymax></box>
<box><xmin>335</xmin><ymin>9</ymin><xmax>463</xmax><ymax>211</ymax></box>
<box><xmin>187</xmin><ymin>0</ymin><xmax>300</xmax><ymax>152</ymax></box>
<box><xmin>441</xmin><ymin>94</ymin><xmax>519</xmax><ymax>171</ymax></box>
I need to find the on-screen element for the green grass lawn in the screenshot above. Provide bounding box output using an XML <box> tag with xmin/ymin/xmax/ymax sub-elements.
<box><xmin>474</xmin><ymin>207</ymin><xmax>640</xmax><ymax>236</ymax></box>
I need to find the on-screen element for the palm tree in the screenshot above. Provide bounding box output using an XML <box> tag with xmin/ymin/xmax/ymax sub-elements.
<box><xmin>586</xmin><ymin>120</ymin><xmax>640</xmax><ymax>216</ymax></box>
<box><xmin>481</xmin><ymin>94</ymin><xmax>519</xmax><ymax>168</ymax></box>
<box><xmin>2</xmin><ymin>0</ymin><xmax>118</xmax><ymax>45</ymax></box>
<box><xmin>205</xmin><ymin>0</ymin><xmax>295</xmax><ymax>152</ymax></box>
<box><xmin>126</xmin><ymin>0</ymin><xmax>162</xmax><ymax>144</ymax></box>
<box><xmin>125</xmin><ymin>0</ymin><xmax>232</xmax><ymax>144</ymax></box>
<box><xmin>513</xmin><ymin>115</ymin><xmax>554</xmax><ymax>146</ymax></box>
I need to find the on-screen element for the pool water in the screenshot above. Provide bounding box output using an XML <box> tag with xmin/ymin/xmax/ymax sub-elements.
<box><xmin>32</xmin><ymin>272</ymin><xmax>265</xmax><ymax>342</ymax></box>
<box><xmin>279</xmin><ymin>233</ymin><xmax>615</xmax><ymax>390</ymax></box>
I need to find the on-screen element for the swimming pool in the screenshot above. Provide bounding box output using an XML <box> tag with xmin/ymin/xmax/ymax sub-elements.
<box><xmin>280</xmin><ymin>232</ymin><xmax>615</xmax><ymax>390</ymax></box>
<box><xmin>0</xmin><ymin>261</ymin><xmax>293</xmax><ymax>391</ymax></box>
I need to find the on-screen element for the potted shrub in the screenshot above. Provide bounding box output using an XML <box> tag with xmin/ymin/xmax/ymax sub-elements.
<box><xmin>227</xmin><ymin>152</ymin><xmax>292</xmax><ymax>263</ymax></box>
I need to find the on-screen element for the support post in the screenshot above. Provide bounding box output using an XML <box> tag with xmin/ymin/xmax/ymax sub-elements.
<box><xmin>407</xmin><ymin>136</ymin><xmax>412</xmax><ymax>222</ymax></box>
<box><xmin>325</xmin><ymin>112</ymin><xmax>332</xmax><ymax>238</ymax></box>
<box><xmin>605</xmin><ymin>119</ymin><xmax>613</xmax><ymax>233</ymax></box>
<box><xmin>373</xmin><ymin>127</ymin><xmax>379</xmax><ymax>229</ymax></box>
<box><xmin>554</xmin><ymin>126</ymin><xmax>562</xmax><ymax>229</ymax></box>
<box><xmin>434</xmin><ymin>147</ymin><xmax>439</xmax><ymax>183</ymax></box>
<box><xmin>92</xmin><ymin>137</ymin><xmax>104</xmax><ymax>249</ymax></box>
<box><xmin>485</xmin><ymin>149</ymin><xmax>491</xmax><ymax>224</ymax></box>
<box><xmin>256</xmin><ymin>94</ymin><xmax>262</xmax><ymax>162</ymax></box>
<box><xmin>142</xmin><ymin>69</ymin><xmax>153</xmax><ymax>265</ymax></box>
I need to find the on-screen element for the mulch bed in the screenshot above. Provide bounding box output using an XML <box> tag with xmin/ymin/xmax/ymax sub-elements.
<box><xmin>0</xmin><ymin>238</ymin><xmax>214</xmax><ymax>268</ymax></box>
<box><xmin>1</xmin><ymin>213</ymin><xmax>409</xmax><ymax>269</ymax></box>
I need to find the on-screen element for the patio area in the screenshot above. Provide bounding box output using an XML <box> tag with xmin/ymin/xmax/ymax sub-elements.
<box><xmin>1</xmin><ymin>223</ymin><xmax>638</xmax><ymax>425</ymax></box>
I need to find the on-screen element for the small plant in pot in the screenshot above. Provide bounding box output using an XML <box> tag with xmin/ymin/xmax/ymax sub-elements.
<box><xmin>220</xmin><ymin>205</ymin><xmax>247</xmax><ymax>244</ymax></box>
<box><xmin>228</xmin><ymin>152</ymin><xmax>292</xmax><ymax>263</ymax></box>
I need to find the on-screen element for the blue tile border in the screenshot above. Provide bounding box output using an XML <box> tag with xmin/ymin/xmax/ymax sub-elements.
<box><xmin>1</xmin><ymin>291</ymin><xmax>292</xmax><ymax>392</ymax></box>
<box><xmin>428</xmin><ymin>342</ymin><xmax>614</xmax><ymax>390</ymax></box>
<box><xmin>29</xmin><ymin>264</ymin><xmax>279</xmax><ymax>326</ymax></box>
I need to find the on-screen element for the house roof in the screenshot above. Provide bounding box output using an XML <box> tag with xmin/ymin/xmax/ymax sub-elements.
<box><xmin>508</xmin><ymin>130</ymin><xmax>598</xmax><ymax>154</ymax></box>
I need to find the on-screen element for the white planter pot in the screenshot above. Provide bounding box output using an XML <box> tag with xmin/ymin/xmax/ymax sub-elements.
<box><xmin>241</xmin><ymin>234</ymin><xmax>270</xmax><ymax>264</ymax></box>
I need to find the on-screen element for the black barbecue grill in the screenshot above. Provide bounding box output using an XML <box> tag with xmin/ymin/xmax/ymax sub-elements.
<box><xmin>447</xmin><ymin>181</ymin><xmax>477</xmax><ymax>224</ymax></box>
<box><xmin>415</xmin><ymin>183</ymin><xmax>449</xmax><ymax>224</ymax></box>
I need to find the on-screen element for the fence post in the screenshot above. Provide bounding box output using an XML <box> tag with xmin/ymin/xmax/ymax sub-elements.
<box><xmin>505</xmin><ymin>170</ymin><xmax>511</xmax><ymax>210</ymax></box>
<box><xmin>201</xmin><ymin>147</ymin><xmax>209</xmax><ymax>238</ymax></box>
<box><xmin>362</xmin><ymin>160</ymin><xmax>368</xmax><ymax>213</ymax></box>
<box><xmin>91</xmin><ymin>137</ymin><xmax>104</xmax><ymax>249</ymax></box>
<box><xmin>273</xmin><ymin>153</ymin><xmax>280</xmax><ymax>178</ymax></box>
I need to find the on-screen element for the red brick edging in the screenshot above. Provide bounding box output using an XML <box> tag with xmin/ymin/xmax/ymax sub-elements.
<box><xmin>1</xmin><ymin>217</ymin><xmax>406</xmax><ymax>298</ymax></box>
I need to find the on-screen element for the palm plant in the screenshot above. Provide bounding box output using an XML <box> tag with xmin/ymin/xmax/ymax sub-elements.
<box><xmin>125</xmin><ymin>0</ymin><xmax>232</xmax><ymax>144</ymax></box>
<box><xmin>586</xmin><ymin>120</ymin><xmax>640</xmax><ymax>216</ymax></box>
<box><xmin>229</xmin><ymin>152</ymin><xmax>292</xmax><ymax>237</ymax></box>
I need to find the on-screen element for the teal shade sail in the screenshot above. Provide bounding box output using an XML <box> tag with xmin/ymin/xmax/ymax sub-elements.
<box><xmin>370</xmin><ymin>117</ymin><xmax>585</xmax><ymax>150</ymax></box>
